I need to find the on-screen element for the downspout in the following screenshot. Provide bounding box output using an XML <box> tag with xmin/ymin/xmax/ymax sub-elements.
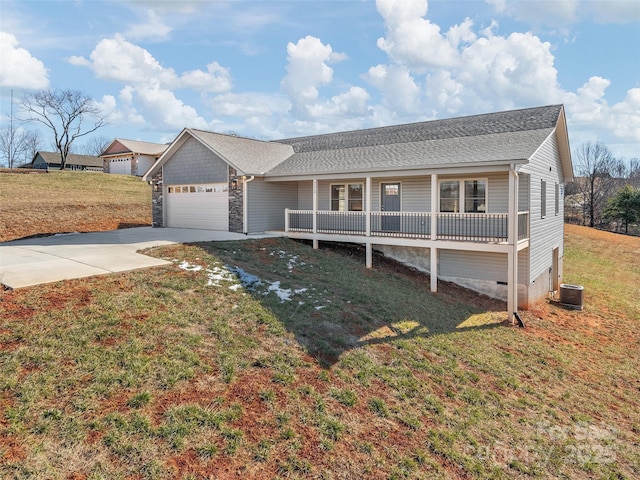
<box><xmin>242</xmin><ymin>175</ymin><xmax>255</xmax><ymax>234</ymax></box>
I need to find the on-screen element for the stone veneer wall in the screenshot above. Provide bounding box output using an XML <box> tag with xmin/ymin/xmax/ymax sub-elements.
<box><xmin>228</xmin><ymin>167</ymin><xmax>244</xmax><ymax>233</ymax></box>
<box><xmin>151</xmin><ymin>171</ymin><xmax>163</xmax><ymax>228</ymax></box>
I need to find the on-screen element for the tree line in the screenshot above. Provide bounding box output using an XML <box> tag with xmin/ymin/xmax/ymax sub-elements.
<box><xmin>566</xmin><ymin>141</ymin><xmax>640</xmax><ymax>235</ymax></box>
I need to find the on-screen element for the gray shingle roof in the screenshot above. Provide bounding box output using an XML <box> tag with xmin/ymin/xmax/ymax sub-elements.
<box><xmin>189</xmin><ymin>129</ymin><xmax>294</xmax><ymax>175</ymax></box>
<box><xmin>266</xmin><ymin>105</ymin><xmax>563</xmax><ymax>177</ymax></box>
<box><xmin>267</xmin><ymin>129</ymin><xmax>554</xmax><ymax>177</ymax></box>
<box><xmin>35</xmin><ymin>151</ymin><xmax>103</xmax><ymax>168</ymax></box>
<box><xmin>103</xmin><ymin>139</ymin><xmax>168</xmax><ymax>156</ymax></box>
<box><xmin>276</xmin><ymin>105</ymin><xmax>562</xmax><ymax>153</ymax></box>
<box><xmin>144</xmin><ymin>105</ymin><xmax>567</xmax><ymax>180</ymax></box>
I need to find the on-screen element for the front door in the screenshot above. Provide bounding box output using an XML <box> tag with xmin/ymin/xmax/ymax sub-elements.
<box><xmin>381</xmin><ymin>183</ymin><xmax>401</xmax><ymax>231</ymax></box>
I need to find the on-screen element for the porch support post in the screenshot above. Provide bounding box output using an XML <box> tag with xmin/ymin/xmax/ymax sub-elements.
<box><xmin>507</xmin><ymin>168</ymin><xmax>519</xmax><ymax>322</ymax></box>
<box><xmin>285</xmin><ymin>208</ymin><xmax>289</xmax><ymax>232</ymax></box>
<box><xmin>312</xmin><ymin>178</ymin><xmax>318</xmax><ymax>249</ymax></box>
<box><xmin>430</xmin><ymin>247</ymin><xmax>438</xmax><ymax>293</ymax></box>
<box><xmin>430</xmin><ymin>174</ymin><xmax>437</xmax><ymax>241</ymax></box>
<box><xmin>365</xmin><ymin>176</ymin><xmax>372</xmax><ymax>269</ymax></box>
<box><xmin>430</xmin><ymin>174</ymin><xmax>438</xmax><ymax>292</ymax></box>
<box><xmin>365</xmin><ymin>176</ymin><xmax>371</xmax><ymax>237</ymax></box>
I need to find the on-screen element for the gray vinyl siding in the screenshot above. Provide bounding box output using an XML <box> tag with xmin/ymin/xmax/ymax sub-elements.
<box><xmin>440</xmin><ymin>250</ymin><xmax>528</xmax><ymax>284</ymax></box>
<box><xmin>247</xmin><ymin>178</ymin><xmax>298</xmax><ymax>233</ymax></box>
<box><xmin>486</xmin><ymin>174</ymin><xmax>508</xmax><ymax>213</ymax></box>
<box><xmin>519</xmin><ymin>174</ymin><xmax>530</xmax><ymax>211</ymax></box>
<box><xmin>298</xmin><ymin>181</ymin><xmax>313</xmax><ymax>210</ymax></box>
<box><xmin>372</xmin><ymin>177</ymin><xmax>430</xmax><ymax>212</ymax></box>
<box><xmin>440</xmin><ymin>250</ymin><xmax>506</xmax><ymax>282</ymax></box>
<box><xmin>163</xmin><ymin>136</ymin><xmax>228</xmax><ymax>185</ymax></box>
<box><xmin>519</xmin><ymin>131</ymin><xmax>565</xmax><ymax>283</ymax></box>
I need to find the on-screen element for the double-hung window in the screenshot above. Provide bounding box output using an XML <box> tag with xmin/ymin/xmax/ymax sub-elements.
<box><xmin>331</xmin><ymin>184</ymin><xmax>363</xmax><ymax>211</ymax></box>
<box><xmin>439</xmin><ymin>179</ymin><xmax>487</xmax><ymax>213</ymax></box>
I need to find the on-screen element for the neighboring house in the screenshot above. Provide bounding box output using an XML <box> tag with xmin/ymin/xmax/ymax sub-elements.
<box><xmin>143</xmin><ymin>105</ymin><xmax>573</xmax><ymax>319</ymax></box>
<box><xmin>30</xmin><ymin>151</ymin><xmax>103</xmax><ymax>171</ymax></box>
<box><xmin>101</xmin><ymin>138</ymin><xmax>168</xmax><ymax>176</ymax></box>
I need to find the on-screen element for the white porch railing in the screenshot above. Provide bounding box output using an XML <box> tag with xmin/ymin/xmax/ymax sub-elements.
<box><xmin>285</xmin><ymin>209</ymin><xmax>529</xmax><ymax>243</ymax></box>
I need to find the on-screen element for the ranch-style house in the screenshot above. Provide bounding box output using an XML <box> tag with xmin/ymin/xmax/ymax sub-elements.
<box><xmin>143</xmin><ymin>105</ymin><xmax>573</xmax><ymax>321</ymax></box>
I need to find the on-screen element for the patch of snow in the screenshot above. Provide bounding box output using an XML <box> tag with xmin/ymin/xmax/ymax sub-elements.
<box><xmin>267</xmin><ymin>280</ymin><xmax>292</xmax><ymax>302</ymax></box>
<box><xmin>178</xmin><ymin>260</ymin><xmax>203</xmax><ymax>272</ymax></box>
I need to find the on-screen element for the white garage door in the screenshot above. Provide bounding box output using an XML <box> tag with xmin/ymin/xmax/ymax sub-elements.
<box><xmin>166</xmin><ymin>184</ymin><xmax>229</xmax><ymax>230</ymax></box>
<box><xmin>110</xmin><ymin>158</ymin><xmax>131</xmax><ymax>175</ymax></box>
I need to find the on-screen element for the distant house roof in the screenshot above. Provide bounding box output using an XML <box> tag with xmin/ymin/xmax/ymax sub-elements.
<box><xmin>145</xmin><ymin>105</ymin><xmax>572</xmax><ymax>181</ymax></box>
<box><xmin>33</xmin><ymin>151</ymin><xmax>103</xmax><ymax>168</ymax></box>
<box><xmin>101</xmin><ymin>138</ymin><xmax>169</xmax><ymax>157</ymax></box>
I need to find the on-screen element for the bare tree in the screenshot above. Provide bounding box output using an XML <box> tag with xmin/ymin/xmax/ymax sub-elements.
<box><xmin>0</xmin><ymin>127</ymin><xmax>43</xmax><ymax>168</ymax></box>
<box><xmin>82</xmin><ymin>135</ymin><xmax>112</xmax><ymax>156</ymax></box>
<box><xmin>22</xmin><ymin>130</ymin><xmax>44</xmax><ymax>164</ymax></box>
<box><xmin>573</xmin><ymin>141</ymin><xmax>622</xmax><ymax>228</ymax></box>
<box><xmin>628</xmin><ymin>158</ymin><xmax>640</xmax><ymax>188</ymax></box>
<box><xmin>19</xmin><ymin>89</ymin><xmax>108</xmax><ymax>170</ymax></box>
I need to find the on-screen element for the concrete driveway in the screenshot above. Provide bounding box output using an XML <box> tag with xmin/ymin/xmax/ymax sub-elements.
<box><xmin>0</xmin><ymin>227</ymin><xmax>274</xmax><ymax>289</ymax></box>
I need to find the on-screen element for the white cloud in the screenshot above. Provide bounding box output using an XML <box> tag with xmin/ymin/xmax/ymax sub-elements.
<box><xmin>82</xmin><ymin>35</ymin><xmax>173</xmax><ymax>85</ymax></box>
<box><xmin>609</xmin><ymin>89</ymin><xmax>640</xmax><ymax>141</ymax></box>
<box><xmin>77</xmin><ymin>35</ymin><xmax>232</xmax><ymax>93</ymax></box>
<box><xmin>94</xmin><ymin>89</ymin><xmax>145</xmax><ymax>126</ymax></box>
<box><xmin>0</xmin><ymin>32</ymin><xmax>49</xmax><ymax>89</ymax></box>
<box><xmin>486</xmin><ymin>0</ymin><xmax>640</xmax><ymax>26</ymax></box>
<box><xmin>487</xmin><ymin>0</ymin><xmax>580</xmax><ymax>28</ymax></box>
<box><xmin>69</xmin><ymin>34</ymin><xmax>233</xmax><ymax>132</ymax></box>
<box><xmin>307</xmin><ymin>86</ymin><xmax>372</xmax><ymax>118</ymax></box>
<box><xmin>124</xmin><ymin>10</ymin><xmax>173</xmax><ymax>42</ymax></box>
<box><xmin>564</xmin><ymin>77</ymin><xmax>640</xmax><ymax>145</ymax></box>
<box><xmin>365</xmin><ymin>64</ymin><xmax>423</xmax><ymax>113</ymax></box>
<box><xmin>281</xmin><ymin>36</ymin><xmax>369</xmax><ymax>121</ymax></box>
<box><xmin>375</xmin><ymin>0</ymin><xmax>470</xmax><ymax>70</ymax></box>
<box><xmin>281</xmin><ymin>36</ymin><xmax>346</xmax><ymax>115</ymax></box>
<box><xmin>180</xmin><ymin>62</ymin><xmax>233</xmax><ymax>93</ymax></box>
<box><xmin>372</xmin><ymin>1</ymin><xmax>563</xmax><ymax>116</ymax></box>
<box><xmin>209</xmin><ymin>92</ymin><xmax>290</xmax><ymax>118</ymax></box>
<box><xmin>280</xmin><ymin>35</ymin><xmax>372</xmax><ymax>122</ymax></box>
<box><xmin>133</xmin><ymin>82</ymin><xmax>210</xmax><ymax>130</ymax></box>
<box><xmin>586</xmin><ymin>0</ymin><xmax>640</xmax><ymax>23</ymax></box>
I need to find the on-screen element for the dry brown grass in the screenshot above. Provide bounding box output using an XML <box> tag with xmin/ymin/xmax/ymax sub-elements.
<box><xmin>0</xmin><ymin>170</ymin><xmax>151</xmax><ymax>242</ymax></box>
<box><xmin>1</xmin><ymin>226</ymin><xmax>639</xmax><ymax>479</ymax></box>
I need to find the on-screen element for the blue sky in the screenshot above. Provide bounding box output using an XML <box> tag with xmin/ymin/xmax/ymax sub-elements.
<box><xmin>1</xmin><ymin>0</ymin><xmax>639</xmax><ymax>161</ymax></box>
